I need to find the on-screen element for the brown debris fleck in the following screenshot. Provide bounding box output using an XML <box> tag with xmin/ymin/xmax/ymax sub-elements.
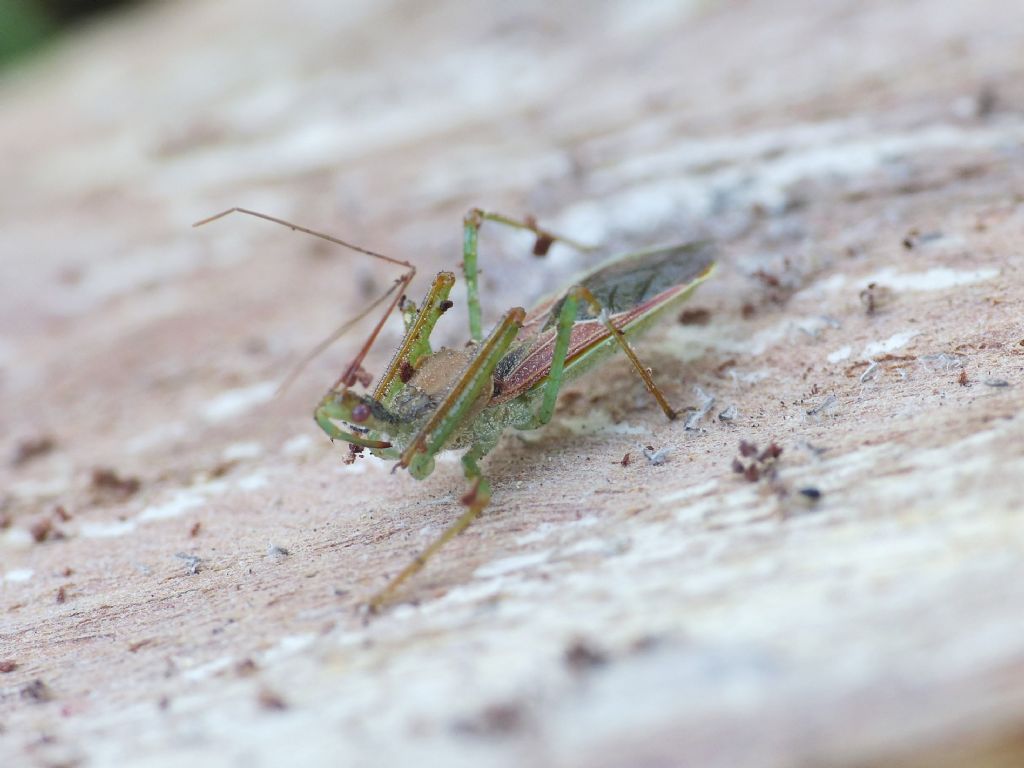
<box><xmin>453</xmin><ymin>702</ymin><xmax>525</xmax><ymax>736</ymax></box>
<box><xmin>565</xmin><ymin>639</ymin><xmax>609</xmax><ymax>672</ymax></box>
<box><xmin>0</xmin><ymin>660</ymin><xmax>17</xmax><ymax>673</ymax></box>
<box><xmin>30</xmin><ymin>517</ymin><xmax>54</xmax><ymax>543</ymax></box>
<box><xmin>343</xmin><ymin>443</ymin><xmax>365</xmax><ymax>465</ymax></box>
<box><xmin>11</xmin><ymin>435</ymin><xmax>56</xmax><ymax>467</ymax></box>
<box><xmin>257</xmin><ymin>687</ymin><xmax>288</xmax><ymax>711</ymax></box>
<box><xmin>861</xmin><ymin>282</ymin><xmax>878</xmax><ymax>314</ymax></box>
<box><xmin>958</xmin><ymin>369</ymin><xmax>969</xmax><ymax>387</ymax></box>
<box><xmin>20</xmin><ymin>679</ymin><xmax>53</xmax><ymax>703</ymax></box>
<box><xmin>91</xmin><ymin>468</ymin><xmax>141</xmax><ymax>501</ymax></box>
<box><xmin>677</xmin><ymin>307</ymin><xmax>712</xmax><ymax>325</ymax></box>
<box><xmin>733</xmin><ymin>440</ymin><xmax>783</xmax><ymax>484</ymax></box>
<box><xmin>56</xmin><ymin>586</ymin><xmax>67</xmax><ymax>604</ymax></box>
<box><xmin>208</xmin><ymin>460</ymin><xmax>236</xmax><ymax>478</ymax></box>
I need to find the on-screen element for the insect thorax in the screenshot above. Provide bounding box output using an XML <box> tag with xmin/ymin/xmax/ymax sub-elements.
<box><xmin>389</xmin><ymin>346</ymin><xmax>493</xmax><ymax>427</ymax></box>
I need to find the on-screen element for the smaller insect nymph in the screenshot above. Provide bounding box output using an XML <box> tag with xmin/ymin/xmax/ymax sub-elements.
<box><xmin>196</xmin><ymin>208</ymin><xmax>715</xmax><ymax>609</ymax></box>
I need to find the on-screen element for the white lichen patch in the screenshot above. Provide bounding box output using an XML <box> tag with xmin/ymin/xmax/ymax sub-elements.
<box><xmin>515</xmin><ymin>516</ymin><xmax>599</xmax><ymax>546</ymax></box>
<box><xmin>80</xmin><ymin>520</ymin><xmax>139</xmax><ymax>539</ymax></box>
<box><xmin>222</xmin><ymin>441</ymin><xmax>264</xmax><ymax>461</ymax></box>
<box><xmin>125</xmin><ymin>422</ymin><xmax>188</xmax><ymax>454</ymax></box>
<box><xmin>236</xmin><ymin>472</ymin><xmax>269</xmax><ymax>491</ymax></box>
<box><xmin>0</xmin><ymin>527</ymin><xmax>35</xmax><ymax>550</ymax></box>
<box><xmin>827</xmin><ymin>345</ymin><xmax>852</xmax><ymax>363</ymax></box>
<box><xmin>200</xmin><ymin>381</ymin><xmax>277</xmax><ymax>423</ymax></box>
<box><xmin>862</xmin><ymin>331</ymin><xmax>919</xmax><ymax>358</ymax></box>
<box><xmin>182</xmin><ymin>655</ymin><xmax>237</xmax><ymax>682</ymax></box>
<box><xmin>659</xmin><ymin>478</ymin><xmax>720</xmax><ymax>505</ymax></box>
<box><xmin>137</xmin><ymin>490</ymin><xmax>209</xmax><ymax>522</ymax></box>
<box><xmin>260</xmin><ymin>633</ymin><xmax>317</xmax><ymax>665</ymax></box>
<box><xmin>473</xmin><ymin>550</ymin><xmax>552</xmax><ymax>579</ymax></box>
<box><xmin>8</xmin><ymin>475</ymin><xmax>71</xmax><ymax>499</ymax></box>
<box><xmin>281</xmin><ymin>433</ymin><xmax>315</xmax><ymax>456</ymax></box>
<box><xmin>663</xmin><ymin>312</ymin><xmax>835</xmax><ymax>363</ymax></box>
<box><xmin>2</xmin><ymin>568</ymin><xmax>34</xmax><ymax>583</ymax></box>
<box><xmin>558</xmin><ymin>121</ymin><xmax>1024</xmax><ymax>240</ymax></box>
<box><xmin>661</xmin><ymin>321</ymin><xmax>787</xmax><ymax>361</ymax></box>
<box><xmin>865</xmin><ymin>267</ymin><xmax>999</xmax><ymax>292</ymax></box>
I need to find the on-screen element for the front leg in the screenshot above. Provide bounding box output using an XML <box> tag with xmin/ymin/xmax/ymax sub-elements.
<box><xmin>372</xmin><ymin>271</ymin><xmax>456</xmax><ymax>403</ymax></box>
<box><xmin>368</xmin><ymin>309</ymin><xmax>523</xmax><ymax>610</ymax></box>
<box><xmin>401</xmin><ymin>306</ymin><xmax>525</xmax><ymax>476</ymax></box>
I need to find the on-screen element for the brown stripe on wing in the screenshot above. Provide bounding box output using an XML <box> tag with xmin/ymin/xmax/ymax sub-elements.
<box><xmin>491</xmin><ymin>280</ymin><xmax>688</xmax><ymax>403</ymax></box>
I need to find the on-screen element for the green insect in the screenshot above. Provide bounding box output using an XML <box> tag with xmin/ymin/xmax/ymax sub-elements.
<box><xmin>195</xmin><ymin>207</ymin><xmax>715</xmax><ymax>610</ymax></box>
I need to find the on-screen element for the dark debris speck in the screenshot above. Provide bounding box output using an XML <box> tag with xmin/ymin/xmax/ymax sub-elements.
<box><xmin>799</xmin><ymin>487</ymin><xmax>823</xmax><ymax>502</ymax></box>
<box><xmin>20</xmin><ymin>679</ymin><xmax>53</xmax><ymax>703</ymax></box>
<box><xmin>11</xmin><ymin>436</ymin><xmax>56</xmax><ymax>467</ymax></box>
<box><xmin>91</xmin><ymin>467</ymin><xmax>141</xmax><ymax>500</ymax></box>
<box><xmin>257</xmin><ymin>687</ymin><xmax>288</xmax><ymax>711</ymax></box>
<box><xmin>452</xmin><ymin>702</ymin><xmax>525</xmax><ymax>737</ymax></box>
<box><xmin>564</xmin><ymin>639</ymin><xmax>608</xmax><ymax>672</ymax></box>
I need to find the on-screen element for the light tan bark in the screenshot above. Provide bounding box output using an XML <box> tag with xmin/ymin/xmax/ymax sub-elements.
<box><xmin>2</xmin><ymin>1</ymin><xmax>1023</xmax><ymax>766</ymax></box>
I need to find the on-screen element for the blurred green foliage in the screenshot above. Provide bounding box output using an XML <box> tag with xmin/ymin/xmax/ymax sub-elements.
<box><xmin>0</xmin><ymin>0</ymin><xmax>57</xmax><ymax>65</ymax></box>
<box><xmin>0</xmin><ymin>0</ymin><xmax>142</xmax><ymax>68</ymax></box>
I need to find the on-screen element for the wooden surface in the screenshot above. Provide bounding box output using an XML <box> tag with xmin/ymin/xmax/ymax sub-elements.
<box><xmin>2</xmin><ymin>1</ymin><xmax>1024</xmax><ymax>766</ymax></box>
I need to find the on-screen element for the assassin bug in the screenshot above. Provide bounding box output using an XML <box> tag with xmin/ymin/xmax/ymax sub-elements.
<box><xmin>194</xmin><ymin>207</ymin><xmax>715</xmax><ymax>609</ymax></box>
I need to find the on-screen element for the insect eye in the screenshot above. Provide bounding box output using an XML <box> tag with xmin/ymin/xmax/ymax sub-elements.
<box><xmin>351</xmin><ymin>403</ymin><xmax>371</xmax><ymax>423</ymax></box>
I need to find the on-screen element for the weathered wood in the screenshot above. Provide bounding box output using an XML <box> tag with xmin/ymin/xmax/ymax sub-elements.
<box><xmin>2</xmin><ymin>1</ymin><xmax>1023</xmax><ymax>766</ymax></box>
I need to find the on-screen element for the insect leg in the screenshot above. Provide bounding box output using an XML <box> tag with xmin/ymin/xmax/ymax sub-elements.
<box><xmin>372</xmin><ymin>271</ymin><xmax>456</xmax><ymax>403</ymax></box>
<box><xmin>576</xmin><ymin>286</ymin><xmax>678</xmax><ymax>420</ymax></box>
<box><xmin>535</xmin><ymin>287</ymin><xmax>583</xmax><ymax>425</ymax></box>
<box><xmin>368</xmin><ymin>437</ymin><xmax>498</xmax><ymax>611</ymax></box>
<box><xmin>462</xmin><ymin>208</ymin><xmax>593</xmax><ymax>342</ymax></box>
<box><xmin>367</xmin><ymin>309</ymin><xmax>522</xmax><ymax>608</ymax></box>
<box><xmin>399</xmin><ymin>306</ymin><xmax>526</xmax><ymax>478</ymax></box>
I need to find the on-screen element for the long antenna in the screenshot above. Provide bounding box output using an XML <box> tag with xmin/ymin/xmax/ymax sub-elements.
<box><xmin>194</xmin><ymin>207</ymin><xmax>417</xmax><ymax>391</ymax></box>
<box><xmin>276</xmin><ymin>278</ymin><xmax>403</xmax><ymax>395</ymax></box>
<box><xmin>193</xmin><ymin>208</ymin><xmax>414</xmax><ymax>269</ymax></box>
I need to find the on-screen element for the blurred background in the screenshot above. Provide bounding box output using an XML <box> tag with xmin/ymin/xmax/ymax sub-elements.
<box><xmin>2</xmin><ymin>2</ymin><xmax>1023</xmax><ymax>767</ymax></box>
